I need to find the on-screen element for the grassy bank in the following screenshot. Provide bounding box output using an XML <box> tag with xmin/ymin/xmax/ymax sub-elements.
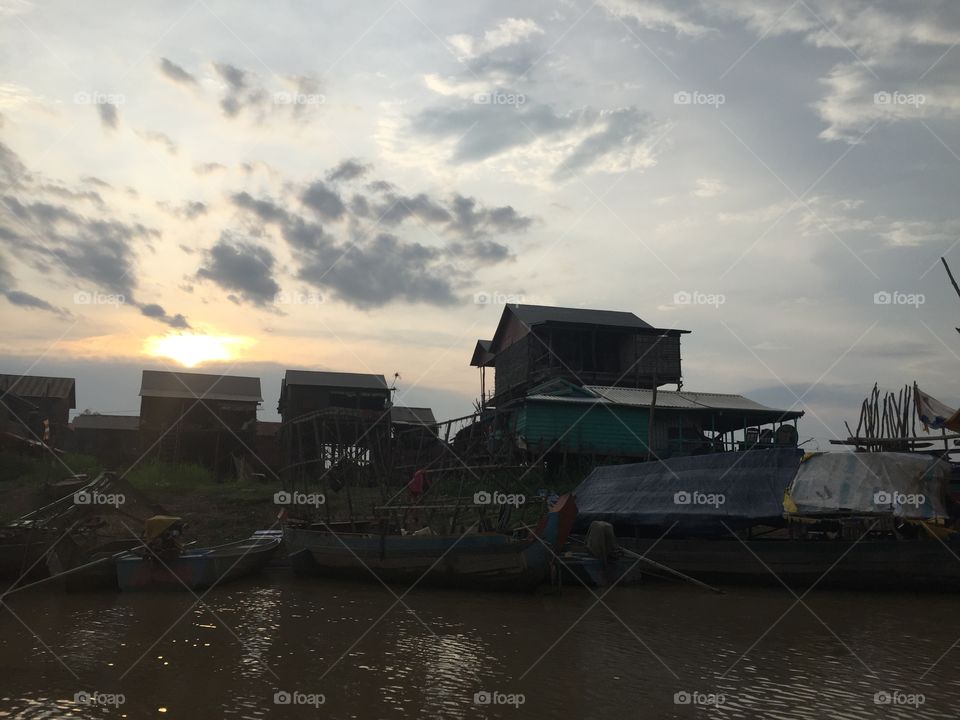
<box><xmin>0</xmin><ymin>452</ymin><xmax>280</xmax><ymax>544</ymax></box>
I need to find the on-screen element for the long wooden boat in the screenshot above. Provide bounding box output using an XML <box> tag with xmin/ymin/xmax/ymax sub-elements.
<box><xmin>620</xmin><ymin>536</ymin><xmax>960</xmax><ymax>591</ymax></box>
<box><xmin>285</xmin><ymin>495</ymin><xmax>577</xmax><ymax>591</ymax></box>
<box><xmin>0</xmin><ymin>527</ymin><xmax>56</xmax><ymax>582</ymax></box>
<box><xmin>115</xmin><ymin>536</ymin><xmax>281</xmax><ymax>592</ymax></box>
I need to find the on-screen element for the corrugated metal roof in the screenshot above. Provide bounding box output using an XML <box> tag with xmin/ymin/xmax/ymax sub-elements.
<box><xmin>283</xmin><ymin>370</ymin><xmax>388</xmax><ymax>390</ymax></box>
<box><xmin>509</xmin><ymin>304</ymin><xmax>655</xmax><ymax>330</ymax></box>
<box><xmin>391</xmin><ymin>406</ymin><xmax>437</xmax><ymax>425</ymax></box>
<box><xmin>139</xmin><ymin>370</ymin><xmax>262</xmax><ymax>402</ymax></box>
<box><xmin>585</xmin><ymin>386</ymin><xmax>802</xmax><ymax>418</ymax></box>
<box><xmin>0</xmin><ymin>374</ymin><xmax>76</xmax><ymax>405</ymax></box>
<box><xmin>72</xmin><ymin>414</ymin><xmax>140</xmax><ymax>431</ymax></box>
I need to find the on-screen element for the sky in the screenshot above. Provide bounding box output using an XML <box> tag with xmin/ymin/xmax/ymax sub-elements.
<box><xmin>1</xmin><ymin>0</ymin><xmax>960</xmax><ymax>448</ymax></box>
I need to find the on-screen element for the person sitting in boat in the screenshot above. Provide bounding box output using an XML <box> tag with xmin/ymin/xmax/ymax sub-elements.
<box><xmin>142</xmin><ymin>515</ymin><xmax>185</xmax><ymax>562</ymax></box>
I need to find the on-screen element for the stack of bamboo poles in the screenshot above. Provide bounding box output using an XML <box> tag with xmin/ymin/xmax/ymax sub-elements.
<box><xmin>844</xmin><ymin>383</ymin><xmax>917</xmax><ymax>452</ymax></box>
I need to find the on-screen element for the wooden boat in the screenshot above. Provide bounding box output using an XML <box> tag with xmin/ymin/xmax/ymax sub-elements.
<box><xmin>559</xmin><ymin>552</ymin><xmax>643</xmax><ymax>588</ymax></box>
<box><xmin>115</xmin><ymin>536</ymin><xmax>281</xmax><ymax>592</ymax></box>
<box><xmin>0</xmin><ymin>526</ymin><xmax>55</xmax><ymax>582</ymax></box>
<box><xmin>620</xmin><ymin>536</ymin><xmax>960</xmax><ymax>592</ymax></box>
<box><xmin>285</xmin><ymin>494</ymin><xmax>577</xmax><ymax>591</ymax></box>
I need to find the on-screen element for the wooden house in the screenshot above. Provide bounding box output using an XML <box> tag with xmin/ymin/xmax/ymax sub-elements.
<box><xmin>471</xmin><ymin>304</ymin><xmax>688</xmax><ymax>405</ymax></box>
<box><xmin>509</xmin><ymin>380</ymin><xmax>802</xmax><ymax>460</ymax></box>
<box><xmin>138</xmin><ymin>370</ymin><xmax>262</xmax><ymax>476</ymax></box>
<box><xmin>71</xmin><ymin>414</ymin><xmax>140</xmax><ymax>466</ymax></box>
<box><xmin>277</xmin><ymin>370</ymin><xmax>392</xmax><ymax>489</ymax></box>
<box><xmin>0</xmin><ymin>374</ymin><xmax>76</xmax><ymax>448</ymax></box>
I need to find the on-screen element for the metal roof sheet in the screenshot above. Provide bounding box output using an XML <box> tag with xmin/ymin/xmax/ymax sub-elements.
<box><xmin>585</xmin><ymin>386</ymin><xmax>803</xmax><ymax>417</ymax></box>
<box><xmin>508</xmin><ymin>304</ymin><xmax>655</xmax><ymax>330</ymax></box>
<box><xmin>391</xmin><ymin>406</ymin><xmax>437</xmax><ymax>425</ymax></box>
<box><xmin>283</xmin><ymin>370</ymin><xmax>388</xmax><ymax>390</ymax></box>
<box><xmin>0</xmin><ymin>374</ymin><xmax>76</xmax><ymax>405</ymax></box>
<box><xmin>72</xmin><ymin>414</ymin><xmax>140</xmax><ymax>431</ymax></box>
<box><xmin>139</xmin><ymin>370</ymin><xmax>262</xmax><ymax>402</ymax></box>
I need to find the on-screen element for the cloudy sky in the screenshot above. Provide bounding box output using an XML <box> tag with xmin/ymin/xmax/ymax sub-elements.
<box><xmin>1</xmin><ymin>0</ymin><xmax>960</xmax><ymax>446</ymax></box>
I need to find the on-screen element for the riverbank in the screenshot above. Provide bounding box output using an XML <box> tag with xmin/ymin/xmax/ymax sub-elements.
<box><xmin>0</xmin><ymin>452</ymin><xmax>279</xmax><ymax>545</ymax></box>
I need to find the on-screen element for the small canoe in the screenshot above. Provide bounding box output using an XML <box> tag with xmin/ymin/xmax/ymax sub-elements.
<box><xmin>116</xmin><ymin>536</ymin><xmax>280</xmax><ymax>592</ymax></box>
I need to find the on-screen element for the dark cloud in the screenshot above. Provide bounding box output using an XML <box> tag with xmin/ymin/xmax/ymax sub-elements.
<box><xmin>412</xmin><ymin>98</ymin><xmax>656</xmax><ymax>180</ymax></box>
<box><xmin>228</xmin><ymin>174</ymin><xmax>534</xmax><ymax>309</ymax></box>
<box><xmin>0</xmin><ymin>253</ymin><xmax>66</xmax><ymax>317</ymax></box>
<box><xmin>0</xmin><ymin>144</ymin><xmax>26</xmax><ymax>187</ymax></box>
<box><xmin>554</xmin><ymin>107</ymin><xmax>652</xmax><ymax>179</ymax></box>
<box><xmin>40</xmin><ymin>184</ymin><xmax>104</xmax><ymax>209</ymax></box>
<box><xmin>326</xmin><ymin>159</ymin><xmax>370</xmax><ymax>183</ymax></box>
<box><xmin>448</xmin><ymin>238</ymin><xmax>512</xmax><ymax>263</ymax></box>
<box><xmin>81</xmin><ymin>176</ymin><xmax>110</xmax><ymax>188</ymax></box>
<box><xmin>213</xmin><ymin>62</ymin><xmax>267</xmax><ymax>118</ymax></box>
<box><xmin>139</xmin><ymin>303</ymin><xmax>189</xmax><ymax>328</ymax></box>
<box><xmin>375</xmin><ymin>193</ymin><xmax>451</xmax><ymax>226</ymax></box>
<box><xmin>232</xmin><ymin>191</ymin><xmax>290</xmax><ymax>223</ymax></box>
<box><xmin>159</xmin><ymin>200</ymin><xmax>207</xmax><ymax>220</ymax></box>
<box><xmin>196</xmin><ymin>235</ymin><xmax>281</xmax><ymax>306</ymax></box>
<box><xmin>280</xmin><ymin>216</ymin><xmax>336</xmax><ymax>253</ymax></box>
<box><xmin>367</xmin><ymin>180</ymin><xmax>394</xmax><ymax>193</ymax></box>
<box><xmin>301</xmin><ymin>180</ymin><xmax>346</xmax><ymax>220</ymax></box>
<box><xmin>296</xmin><ymin>232</ymin><xmax>457</xmax><ymax>308</ymax></box>
<box><xmin>159</xmin><ymin>57</ymin><xmax>197</xmax><ymax>86</ymax></box>
<box><xmin>0</xmin><ymin>144</ymin><xmax>190</xmax><ymax>328</ymax></box>
<box><xmin>97</xmin><ymin>103</ymin><xmax>118</xmax><ymax>130</ymax></box>
<box><xmin>448</xmin><ymin>194</ymin><xmax>533</xmax><ymax>237</ymax></box>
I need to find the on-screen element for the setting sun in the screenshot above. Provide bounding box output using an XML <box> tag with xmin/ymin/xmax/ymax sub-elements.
<box><xmin>143</xmin><ymin>333</ymin><xmax>255</xmax><ymax>367</ymax></box>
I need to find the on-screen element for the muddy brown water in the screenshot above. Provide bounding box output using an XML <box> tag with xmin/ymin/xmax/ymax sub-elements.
<box><xmin>2</xmin><ymin>571</ymin><xmax>960</xmax><ymax>718</ymax></box>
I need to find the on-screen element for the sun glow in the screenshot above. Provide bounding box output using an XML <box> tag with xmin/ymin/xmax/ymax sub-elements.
<box><xmin>143</xmin><ymin>333</ymin><xmax>254</xmax><ymax>367</ymax></box>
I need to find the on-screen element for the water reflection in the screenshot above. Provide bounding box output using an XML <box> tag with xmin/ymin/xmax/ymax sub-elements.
<box><xmin>3</xmin><ymin>579</ymin><xmax>960</xmax><ymax>718</ymax></box>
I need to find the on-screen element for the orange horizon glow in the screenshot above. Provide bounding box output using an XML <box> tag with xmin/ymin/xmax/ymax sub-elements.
<box><xmin>143</xmin><ymin>333</ymin><xmax>255</xmax><ymax>367</ymax></box>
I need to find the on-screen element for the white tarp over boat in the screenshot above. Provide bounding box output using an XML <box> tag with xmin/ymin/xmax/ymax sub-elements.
<box><xmin>784</xmin><ymin>452</ymin><xmax>950</xmax><ymax>520</ymax></box>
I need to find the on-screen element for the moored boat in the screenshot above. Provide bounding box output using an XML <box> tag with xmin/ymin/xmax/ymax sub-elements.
<box><xmin>285</xmin><ymin>494</ymin><xmax>577</xmax><ymax>591</ymax></box>
<box><xmin>116</xmin><ymin>536</ymin><xmax>281</xmax><ymax>592</ymax></box>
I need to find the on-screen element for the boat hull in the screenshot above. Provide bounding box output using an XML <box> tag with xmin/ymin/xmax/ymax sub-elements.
<box><xmin>286</xmin><ymin>529</ymin><xmax>551</xmax><ymax>591</ymax></box>
<box><xmin>285</xmin><ymin>494</ymin><xmax>576</xmax><ymax>592</ymax></box>
<box><xmin>116</xmin><ymin>537</ymin><xmax>280</xmax><ymax>592</ymax></box>
<box><xmin>621</xmin><ymin>537</ymin><xmax>960</xmax><ymax>591</ymax></box>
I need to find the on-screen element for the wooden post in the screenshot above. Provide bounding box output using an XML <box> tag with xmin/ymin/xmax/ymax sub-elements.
<box><xmin>647</xmin><ymin>370</ymin><xmax>658</xmax><ymax>460</ymax></box>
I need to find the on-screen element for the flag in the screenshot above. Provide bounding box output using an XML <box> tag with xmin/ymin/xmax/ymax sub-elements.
<box><xmin>914</xmin><ymin>385</ymin><xmax>960</xmax><ymax>432</ymax></box>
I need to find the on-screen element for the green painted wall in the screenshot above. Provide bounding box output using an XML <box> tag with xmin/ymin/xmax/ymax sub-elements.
<box><xmin>514</xmin><ymin>401</ymin><xmax>651</xmax><ymax>456</ymax></box>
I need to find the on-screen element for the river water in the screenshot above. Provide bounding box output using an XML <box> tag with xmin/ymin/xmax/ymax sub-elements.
<box><xmin>2</xmin><ymin>572</ymin><xmax>960</xmax><ymax>719</ymax></box>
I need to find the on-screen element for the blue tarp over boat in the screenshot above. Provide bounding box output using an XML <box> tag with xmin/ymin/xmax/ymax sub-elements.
<box><xmin>573</xmin><ymin>449</ymin><xmax>804</xmax><ymax>536</ymax></box>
